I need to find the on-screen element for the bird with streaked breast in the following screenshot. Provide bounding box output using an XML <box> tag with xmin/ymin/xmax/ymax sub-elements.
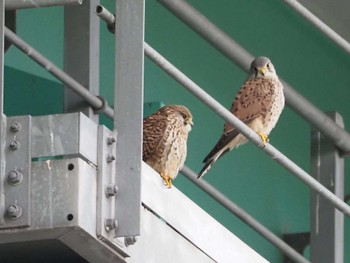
<box><xmin>143</xmin><ymin>105</ymin><xmax>193</xmax><ymax>188</ymax></box>
<box><xmin>198</xmin><ymin>56</ymin><xmax>285</xmax><ymax>179</ymax></box>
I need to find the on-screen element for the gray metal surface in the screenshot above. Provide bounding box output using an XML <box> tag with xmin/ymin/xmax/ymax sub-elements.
<box><xmin>310</xmin><ymin>112</ymin><xmax>344</xmax><ymax>263</ymax></box>
<box><xmin>5</xmin><ymin>0</ymin><xmax>82</xmax><ymax>10</ymax></box>
<box><xmin>144</xmin><ymin>43</ymin><xmax>350</xmax><ymax>217</ymax></box>
<box><xmin>4</xmin><ymin>27</ymin><xmax>114</xmax><ymax>119</ymax></box>
<box><xmin>114</xmin><ymin>0</ymin><xmax>144</xmax><ymax>238</ymax></box>
<box><xmin>137</xmin><ymin>163</ymin><xmax>268</xmax><ymax>263</ymax></box>
<box><xmin>284</xmin><ymin>0</ymin><xmax>350</xmax><ymax>56</ymax></box>
<box><xmin>157</xmin><ymin>0</ymin><xmax>350</xmax><ymax>155</ymax></box>
<box><xmin>0</xmin><ymin>0</ymin><xmax>4</xmax><ymax>227</ymax></box>
<box><xmin>1</xmin><ymin>116</ymin><xmax>31</xmax><ymax>229</ymax></box>
<box><xmin>181</xmin><ymin>166</ymin><xmax>309</xmax><ymax>263</ymax></box>
<box><xmin>126</xmin><ymin>206</ymin><xmax>215</xmax><ymax>263</ymax></box>
<box><xmin>64</xmin><ymin>0</ymin><xmax>100</xmax><ymax>122</ymax></box>
<box><xmin>96</xmin><ymin>125</ymin><xmax>127</xmax><ymax>256</ymax></box>
<box><xmin>31</xmin><ymin>113</ymin><xmax>98</xmax><ymax>165</ymax></box>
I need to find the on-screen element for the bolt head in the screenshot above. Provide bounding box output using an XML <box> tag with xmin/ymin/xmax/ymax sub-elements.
<box><xmin>7</xmin><ymin>204</ymin><xmax>22</xmax><ymax>219</ymax></box>
<box><xmin>106</xmin><ymin>154</ymin><xmax>116</xmax><ymax>163</ymax></box>
<box><xmin>104</xmin><ymin>218</ymin><xmax>118</xmax><ymax>232</ymax></box>
<box><xmin>107</xmin><ymin>137</ymin><xmax>116</xmax><ymax>145</ymax></box>
<box><xmin>9</xmin><ymin>140</ymin><xmax>20</xmax><ymax>150</ymax></box>
<box><xmin>10</xmin><ymin>122</ymin><xmax>21</xmax><ymax>132</ymax></box>
<box><xmin>125</xmin><ymin>236</ymin><xmax>138</xmax><ymax>247</ymax></box>
<box><xmin>105</xmin><ymin>184</ymin><xmax>119</xmax><ymax>197</ymax></box>
<box><xmin>7</xmin><ymin>170</ymin><xmax>23</xmax><ymax>185</ymax></box>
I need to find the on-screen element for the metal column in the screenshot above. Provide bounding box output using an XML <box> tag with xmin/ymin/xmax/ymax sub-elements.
<box><xmin>310</xmin><ymin>112</ymin><xmax>344</xmax><ymax>263</ymax></box>
<box><xmin>114</xmin><ymin>0</ymin><xmax>144</xmax><ymax>237</ymax></box>
<box><xmin>64</xmin><ymin>0</ymin><xmax>100</xmax><ymax>122</ymax></box>
<box><xmin>0</xmin><ymin>0</ymin><xmax>5</xmax><ymax>226</ymax></box>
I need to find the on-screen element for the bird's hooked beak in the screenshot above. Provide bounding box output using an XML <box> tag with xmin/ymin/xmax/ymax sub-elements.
<box><xmin>185</xmin><ymin>118</ymin><xmax>194</xmax><ymax>129</ymax></box>
<box><xmin>257</xmin><ymin>65</ymin><xmax>268</xmax><ymax>76</ymax></box>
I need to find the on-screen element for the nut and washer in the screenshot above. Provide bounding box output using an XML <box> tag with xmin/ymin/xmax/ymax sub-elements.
<box><xmin>106</xmin><ymin>154</ymin><xmax>116</xmax><ymax>163</ymax></box>
<box><xmin>7</xmin><ymin>170</ymin><xmax>23</xmax><ymax>185</ymax></box>
<box><xmin>6</xmin><ymin>204</ymin><xmax>22</xmax><ymax>219</ymax></box>
<box><xmin>10</xmin><ymin>122</ymin><xmax>21</xmax><ymax>132</ymax></box>
<box><xmin>104</xmin><ymin>218</ymin><xmax>118</xmax><ymax>232</ymax></box>
<box><xmin>125</xmin><ymin>236</ymin><xmax>138</xmax><ymax>247</ymax></box>
<box><xmin>107</xmin><ymin>136</ymin><xmax>116</xmax><ymax>145</ymax></box>
<box><xmin>105</xmin><ymin>184</ymin><xmax>119</xmax><ymax>198</ymax></box>
<box><xmin>9</xmin><ymin>140</ymin><xmax>20</xmax><ymax>150</ymax></box>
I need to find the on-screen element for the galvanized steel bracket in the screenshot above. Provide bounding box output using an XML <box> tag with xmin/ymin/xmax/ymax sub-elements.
<box><xmin>1</xmin><ymin>116</ymin><xmax>31</xmax><ymax>229</ymax></box>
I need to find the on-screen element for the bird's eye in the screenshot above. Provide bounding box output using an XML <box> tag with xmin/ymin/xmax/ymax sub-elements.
<box><xmin>266</xmin><ymin>63</ymin><xmax>270</xmax><ymax>69</ymax></box>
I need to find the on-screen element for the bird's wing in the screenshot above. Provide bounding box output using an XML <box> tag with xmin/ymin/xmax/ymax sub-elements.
<box><xmin>142</xmin><ymin>113</ymin><xmax>168</xmax><ymax>161</ymax></box>
<box><xmin>224</xmin><ymin>78</ymin><xmax>274</xmax><ymax>134</ymax></box>
<box><xmin>203</xmin><ymin>79</ymin><xmax>275</xmax><ymax>163</ymax></box>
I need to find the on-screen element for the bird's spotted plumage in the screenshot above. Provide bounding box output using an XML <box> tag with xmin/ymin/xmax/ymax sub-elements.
<box><xmin>198</xmin><ymin>56</ymin><xmax>284</xmax><ymax>179</ymax></box>
<box><xmin>143</xmin><ymin>105</ymin><xmax>193</xmax><ymax>187</ymax></box>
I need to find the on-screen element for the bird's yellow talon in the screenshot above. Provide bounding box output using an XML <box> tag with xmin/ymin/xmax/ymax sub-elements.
<box><xmin>160</xmin><ymin>173</ymin><xmax>173</xmax><ymax>188</ymax></box>
<box><xmin>257</xmin><ymin>131</ymin><xmax>269</xmax><ymax>145</ymax></box>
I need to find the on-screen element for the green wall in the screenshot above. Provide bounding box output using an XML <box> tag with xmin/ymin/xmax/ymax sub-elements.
<box><xmin>4</xmin><ymin>1</ymin><xmax>350</xmax><ymax>262</ymax></box>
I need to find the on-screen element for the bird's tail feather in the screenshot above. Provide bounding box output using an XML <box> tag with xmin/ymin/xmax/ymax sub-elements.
<box><xmin>197</xmin><ymin>160</ymin><xmax>214</xmax><ymax>179</ymax></box>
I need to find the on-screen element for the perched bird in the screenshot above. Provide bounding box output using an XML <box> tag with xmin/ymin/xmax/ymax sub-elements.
<box><xmin>143</xmin><ymin>105</ymin><xmax>193</xmax><ymax>188</ymax></box>
<box><xmin>198</xmin><ymin>56</ymin><xmax>285</xmax><ymax>179</ymax></box>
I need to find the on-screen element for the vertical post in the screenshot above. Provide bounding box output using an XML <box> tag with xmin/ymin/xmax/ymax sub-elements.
<box><xmin>310</xmin><ymin>112</ymin><xmax>344</xmax><ymax>263</ymax></box>
<box><xmin>0</xmin><ymin>0</ymin><xmax>5</xmax><ymax>225</ymax></box>
<box><xmin>64</xmin><ymin>0</ymin><xmax>100</xmax><ymax>122</ymax></box>
<box><xmin>114</xmin><ymin>0</ymin><xmax>144</xmax><ymax>237</ymax></box>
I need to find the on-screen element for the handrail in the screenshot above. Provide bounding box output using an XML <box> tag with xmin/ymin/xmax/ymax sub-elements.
<box><xmin>144</xmin><ymin>42</ymin><xmax>350</xmax><ymax>218</ymax></box>
<box><xmin>4</xmin><ymin>27</ymin><xmax>114</xmax><ymax>119</ymax></box>
<box><xmin>5</xmin><ymin>0</ymin><xmax>82</xmax><ymax>10</ymax></box>
<box><xmin>181</xmin><ymin>166</ymin><xmax>310</xmax><ymax>263</ymax></box>
<box><xmin>284</xmin><ymin>0</ymin><xmax>350</xmax><ymax>56</ymax></box>
<box><xmin>158</xmin><ymin>0</ymin><xmax>350</xmax><ymax>155</ymax></box>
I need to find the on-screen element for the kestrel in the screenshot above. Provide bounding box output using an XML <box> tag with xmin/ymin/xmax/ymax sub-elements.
<box><xmin>143</xmin><ymin>105</ymin><xmax>193</xmax><ymax>187</ymax></box>
<box><xmin>198</xmin><ymin>56</ymin><xmax>284</xmax><ymax>179</ymax></box>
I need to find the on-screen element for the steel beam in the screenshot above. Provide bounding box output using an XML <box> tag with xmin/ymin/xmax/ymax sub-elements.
<box><xmin>64</xmin><ymin>0</ymin><xmax>100</xmax><ymax>122</ymax></box>
<box><xmin>157</xmin><ymin>0</ymin><xmax>350</xmax><ymax>155</ymax></box>
<box><xmin>0</xmin><ymin>0</ymin><xmax>5</xmax><ymax>227</ymax></box>
<box><xmin>114</xmin><ymin>0</ymin><xmax>144</xmax><ymax>237</ymax></box>
<box><xmin>310</xmin><ymin>112</ymin><xmax>344</xmax><ymax>263</ymax></box>
<box><xmin>5</xmin><ymin>0</ymin><xmax>82</xmax><ymax>10</ymax></box>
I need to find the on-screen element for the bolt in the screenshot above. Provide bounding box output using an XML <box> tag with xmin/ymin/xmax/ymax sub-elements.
<box><xmin>105</xmin><ymin>184</ymin><xmax>119</xmax><ymax>198</ymax></box>
<box><xmin>7</xmin><ymin>204</ymin><xmax>22</xmax><ymax>219</ymax></box>
<box><xmin>104</xmin><ymin>218</ymin><xmax>118</xmax><ymax>232</ymax></box>
<box><xmin>106</xmin><ymin>154</ymin><xmax>115</xmax><ymax>163</ymax></box>
<box><xmin>9</xmin><ymin>140</ymin><xmax>20</xmax><ymax>150</ymax></box>
<box><xmin>125</xmin><ymin>236</ymin><xmax>138</xmax><ymax>247</ymax></box>
<box><xmin>107</xmin><ymin>136</ymin><xmax>116</xmax><ymax>145</ymax></box>
<box><xmin>7</xmin><ymin>170</ymin><xmax>23</xmax><ymax>185</ymax></box>
<box><xmin>10</xmin><ymin>122</ymin><xmax>21</xmax><ymax>132</ymax></box>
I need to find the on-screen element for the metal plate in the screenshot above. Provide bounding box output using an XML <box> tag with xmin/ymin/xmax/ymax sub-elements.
<box><xmin>1</xmin><ymin>116</ymin><xmax>31</xmax><ymax>229</ymax></box>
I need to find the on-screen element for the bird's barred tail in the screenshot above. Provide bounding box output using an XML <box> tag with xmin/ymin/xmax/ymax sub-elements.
<box><xmin>197</xmin><ymin>160</ymin><xmax>214</xmax><ymax>179</ymax></box>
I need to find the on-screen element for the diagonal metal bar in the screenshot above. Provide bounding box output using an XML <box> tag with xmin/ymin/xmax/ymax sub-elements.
<box><xmin>157</xmin><ymin>0</ymin><xmax>350</xmax><ymax>155</ymax></box>
<box><xmin>284</xmin><ymin>0</ymin><xmax>350</xmax><ymax>57</ymax></box>
<box><xmin>5</xmin><ymin>0</ymin><xmax>82</xmax><ymax>10</ymax></box>
<box><xmin>4</xmin><ymin>27</ymin><xmax>114</xmax><ymax>118</ymax></box>
<box><xmin>181</xmin><ymin>166</ymin><xmax>309</xmax><ymax>263</ymax></box>
<box><xmin>144</xmin><ymin>42</ymin><xmax>350</xmax><ymax>218</ymax></box>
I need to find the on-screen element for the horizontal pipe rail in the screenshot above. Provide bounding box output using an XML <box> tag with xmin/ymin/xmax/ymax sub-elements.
<box><xmin>144</xmin><ymin>42</ymin><xmax>350</xmax><ymax>218</ymax></box>
<box><xmin>5</xmin><ymin>0</ymin><xmax>82</xmax><ymax>10</ymax></box>
<box><xmin>158</xmin><ymin>0</ymin><xmax>350</xmax><ymax>155</ymax></box>
<box><xmin>181</xmin><ymin>166</ymin><xmax>309</xmax><ymax>263</ymax></box>
<box><xmin>284</xmin><ymin>0</ymin><xmax>350</xmax><ymax>56</ymax></box>
<box><xmin>4</xmin><ymin>27</ymin><xmax>114</xmax><ymax>118</ymax></box>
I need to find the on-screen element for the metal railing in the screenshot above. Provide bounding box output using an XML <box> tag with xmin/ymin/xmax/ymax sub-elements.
<box><xmin>2</xmin><ymin>1</ymin><xmax>350</xmax><ymax>262</ymax></box>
